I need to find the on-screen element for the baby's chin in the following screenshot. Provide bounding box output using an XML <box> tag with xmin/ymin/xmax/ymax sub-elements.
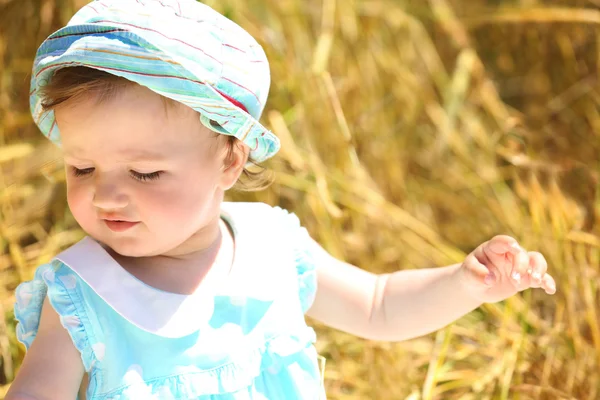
<box><xmin>89</xmin><ymin>233</ymin><xmax>159</xmax><ymax>258</ymax></box>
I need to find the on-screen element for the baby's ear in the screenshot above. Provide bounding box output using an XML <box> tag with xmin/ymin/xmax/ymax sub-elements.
<box><xmin>219</xmin><ymin>138</ymin><xmax>250</xmax><ymax>190</ymax></box>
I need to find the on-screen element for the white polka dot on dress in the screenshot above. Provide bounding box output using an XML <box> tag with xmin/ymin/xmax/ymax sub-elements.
<box><xmin>59</xmin><ymin>274</ymin><xmax>77</xmax><ymax>289</ymax></box>
<box><xmin>121</xmin><ymin>364</ymin><xmax>153</xmax><ymax>397</ymax></box>
<box><xmin>42</xmin><ymin>268</ymin><xmax>55</xmax><ymax>283</ymax></box>
<box><xmin>154</xmin><ymin>385</ymin><xmax>176</xmax><ymax>400</ymax></box>
<box><xmin>123</xmin><ymin>364</ymin><xmax>144</xmax><ymax>382</ymax></box>
<box><xmin>92</xmin><ymin>342</ymin><xmax>106</xmax><ymax>361</ymax></box>
<box><xmin>61</xmin><ymin>315</ymin><xmax>81</xmax><ymax>328</ymax></box>
<box><xmin>17</xmin><ymin>290</ymin><xmax>32</xmax><ymax>308</ymax></box>
<box><xmin>229</xmin><ymin>295</ymin><xmax>247</xmax><ymax>306</ymax></box>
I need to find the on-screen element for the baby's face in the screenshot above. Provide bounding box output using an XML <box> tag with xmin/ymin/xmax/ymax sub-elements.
<box><xmin>55</xmin><ymin>84</ymin><xmax>232</xmax><ymax>257</ymax></box>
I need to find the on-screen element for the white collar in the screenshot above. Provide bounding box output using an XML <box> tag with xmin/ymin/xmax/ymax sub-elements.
<box><xmin>55</xmin><ymin>207</ymin><xmax>242</xmax><ymax>338</ymax></box>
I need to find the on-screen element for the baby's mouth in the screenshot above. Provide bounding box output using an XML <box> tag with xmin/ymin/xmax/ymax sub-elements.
<box><xmin>103</xmin><ymin>220</ymin><xmax>140</xmax><ymax>232</ymax></box>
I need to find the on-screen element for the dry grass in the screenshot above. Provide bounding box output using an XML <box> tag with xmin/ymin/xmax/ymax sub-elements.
<box><xmin>1</xmin><ymin>0</ymin><xmax>599</xmax><ymax>398</ymax></box>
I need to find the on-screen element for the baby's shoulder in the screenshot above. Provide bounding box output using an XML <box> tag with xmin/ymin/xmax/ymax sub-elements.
<box><xmin>14</xmin><ymin>258</ymin><xmax>101</xmax><ymax>371</ymax></box>
<box><xmin>221</xmin><ymin>200</ymin><xmax>284</xmax><ymax>216</ymax></box>
<box><xmin>221</xmin><ymin>201</ymin><xmax>302</xmax><ymax>231</ymax></box>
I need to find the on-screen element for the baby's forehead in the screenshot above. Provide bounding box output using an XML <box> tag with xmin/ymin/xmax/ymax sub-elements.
<box><xmin>57</xmin><ymin>89</ymin><xmax>214</xmax><ymax>153</ymax></box>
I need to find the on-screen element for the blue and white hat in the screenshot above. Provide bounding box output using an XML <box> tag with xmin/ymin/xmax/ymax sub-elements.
<box><xmin>30</xmin><ymin>0</ymin><xmax>280</xmax><ymax>162</ymax></box>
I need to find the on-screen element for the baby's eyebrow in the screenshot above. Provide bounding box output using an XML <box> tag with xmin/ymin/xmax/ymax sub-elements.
<box><xmin>63</xmin><ymin>148</ymin><xmax>169</xmax><ymax>162</ymax></box>
<box><xmin>120</xmin><ymin>150</ymin><xmax>169</xmax><ymax>162</ymax></box>
<box><xmin>62</xmin><ymin>149</ymin><xmax>91</xmax><ymax>161</ymax></box>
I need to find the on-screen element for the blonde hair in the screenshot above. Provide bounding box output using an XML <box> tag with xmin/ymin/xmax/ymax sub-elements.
<box><xmin>40</xmin><ymin>66</ymin><xmax>272</xmax><ymax>191</ymax></box>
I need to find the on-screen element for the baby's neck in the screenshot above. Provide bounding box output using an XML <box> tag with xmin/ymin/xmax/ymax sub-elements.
<box><xmin>106</xmin><ymin>218</ymin><xmax>235</xmax><ymax>295</ymax></box>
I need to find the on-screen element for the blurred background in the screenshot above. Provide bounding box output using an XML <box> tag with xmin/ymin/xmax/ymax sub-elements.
<box><xmin>1</xmin><ymin>0</ymin><xmax>600</xmax><ymax>399</ymax></box>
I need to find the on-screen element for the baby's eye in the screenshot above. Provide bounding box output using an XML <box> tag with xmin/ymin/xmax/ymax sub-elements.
<box><xmin>71</xmin><ymin>166</ymin><xmax>94</xmax><ymax>177</ymax></box>
<box><xmin>130</xmin><ymin>170</ymin><xmax>164</xmax><ymax>182</ymax></box>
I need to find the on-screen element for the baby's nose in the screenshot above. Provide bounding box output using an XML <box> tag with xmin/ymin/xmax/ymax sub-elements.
<box><xmin>92</xmin><ymin>182</ymin><xmax>129</xmax><ymax>210</ymax></box>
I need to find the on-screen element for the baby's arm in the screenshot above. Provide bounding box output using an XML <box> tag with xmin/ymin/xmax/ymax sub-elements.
<box><xmin>305</xmin><ymin>235</ymin><xmax>554</xmax><ymax>342</ymax></box>
<box><xmin>305</xmin><ymin>238</ymin><xmax>476</xmax><ymax>341</ymax></box>
<box><xmin>6</xmin><ymin>296</ymin><xmax>85</xmax><ymax>400</ymax></box>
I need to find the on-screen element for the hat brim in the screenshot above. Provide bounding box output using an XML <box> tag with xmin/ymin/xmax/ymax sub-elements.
<box><xmin>30</xmin><ymin>23</ymin><xmax>280</xmax><ymax>163</ymax></box>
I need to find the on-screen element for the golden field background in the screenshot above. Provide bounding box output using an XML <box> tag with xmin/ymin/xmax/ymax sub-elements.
<box><xmin>1</xmin><ymin>0</ymin><xmax>600</xmax><ymax>399</ymax></box>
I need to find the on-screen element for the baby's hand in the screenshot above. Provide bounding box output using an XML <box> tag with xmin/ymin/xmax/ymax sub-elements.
<box><xmin>458</xmin><ymin>235</ymin><xmax>557</xmax><ymax>303</ymax></box>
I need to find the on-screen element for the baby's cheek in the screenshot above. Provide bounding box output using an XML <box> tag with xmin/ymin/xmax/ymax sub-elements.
<box><xmin>66</xmin><ymin>181</ymin><xmax>93</xmax><ymax>226</ymax></box>
<box><xmin>140</xmin><ymin>184</ymin><xmax>211</xmax><ymax>225</ymax></box>
<box><xmin>144</xmin><ymin>188</ymin><xmax>188</xmax><ymax>216</ymax></box>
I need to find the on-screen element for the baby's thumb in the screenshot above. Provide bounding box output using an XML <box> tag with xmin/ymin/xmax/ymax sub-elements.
<box><xmin>462</xmin><ymin>253</ymin><xmax>497</xmax><ymax>287</ymax></box>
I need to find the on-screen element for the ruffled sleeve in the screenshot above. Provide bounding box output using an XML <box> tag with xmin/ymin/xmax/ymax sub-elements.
<box><xmin>14</xmin><ymin>261</ymin><xmax>99</xmax><ymax>372</ymax></box>
<box><xmin>273</xmin><ymin>207</ymin><xmax>318</xmax><ymax>313</ymax></box>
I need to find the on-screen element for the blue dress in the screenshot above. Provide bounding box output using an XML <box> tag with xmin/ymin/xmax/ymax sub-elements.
<box><xmin>14</xmin><ymin>202</ymin><xmax>325</xmax><ymax>399</ymax></box>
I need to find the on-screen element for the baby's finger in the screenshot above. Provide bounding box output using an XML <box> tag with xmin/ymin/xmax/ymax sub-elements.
<box><xmin>463</xmin><ymin>252</ymin><xmax>497</xmax><ymax>287</ymax></box>
<box><xmin>526</xmin><ymin>251</ymin><xmax>547</xmax><ymax>288</ymax></box>
<box><xmin>542</xmin><ymin>273</ymin><xmax>557</xmax><ymax>295</ymax></box>
<box><xmin>485</xmin><ymin>235</ymin><xmax>521</xmax><ymax>256</ymax></box>
<box><xmin>510</xmin><ymin>248</ymin><xmax>530</xmax><ymax>290</ymax></box>
<box><xmin>471</xmin><ymin>243</ymin><xmax>499</xmax><ymax>284</ymax></box>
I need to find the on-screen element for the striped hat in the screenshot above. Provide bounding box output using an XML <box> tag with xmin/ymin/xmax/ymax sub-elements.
<box><xmin>30</xmin><ymin>0</ymin><xmax>280</xmax><ymax>163</ymax></box>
